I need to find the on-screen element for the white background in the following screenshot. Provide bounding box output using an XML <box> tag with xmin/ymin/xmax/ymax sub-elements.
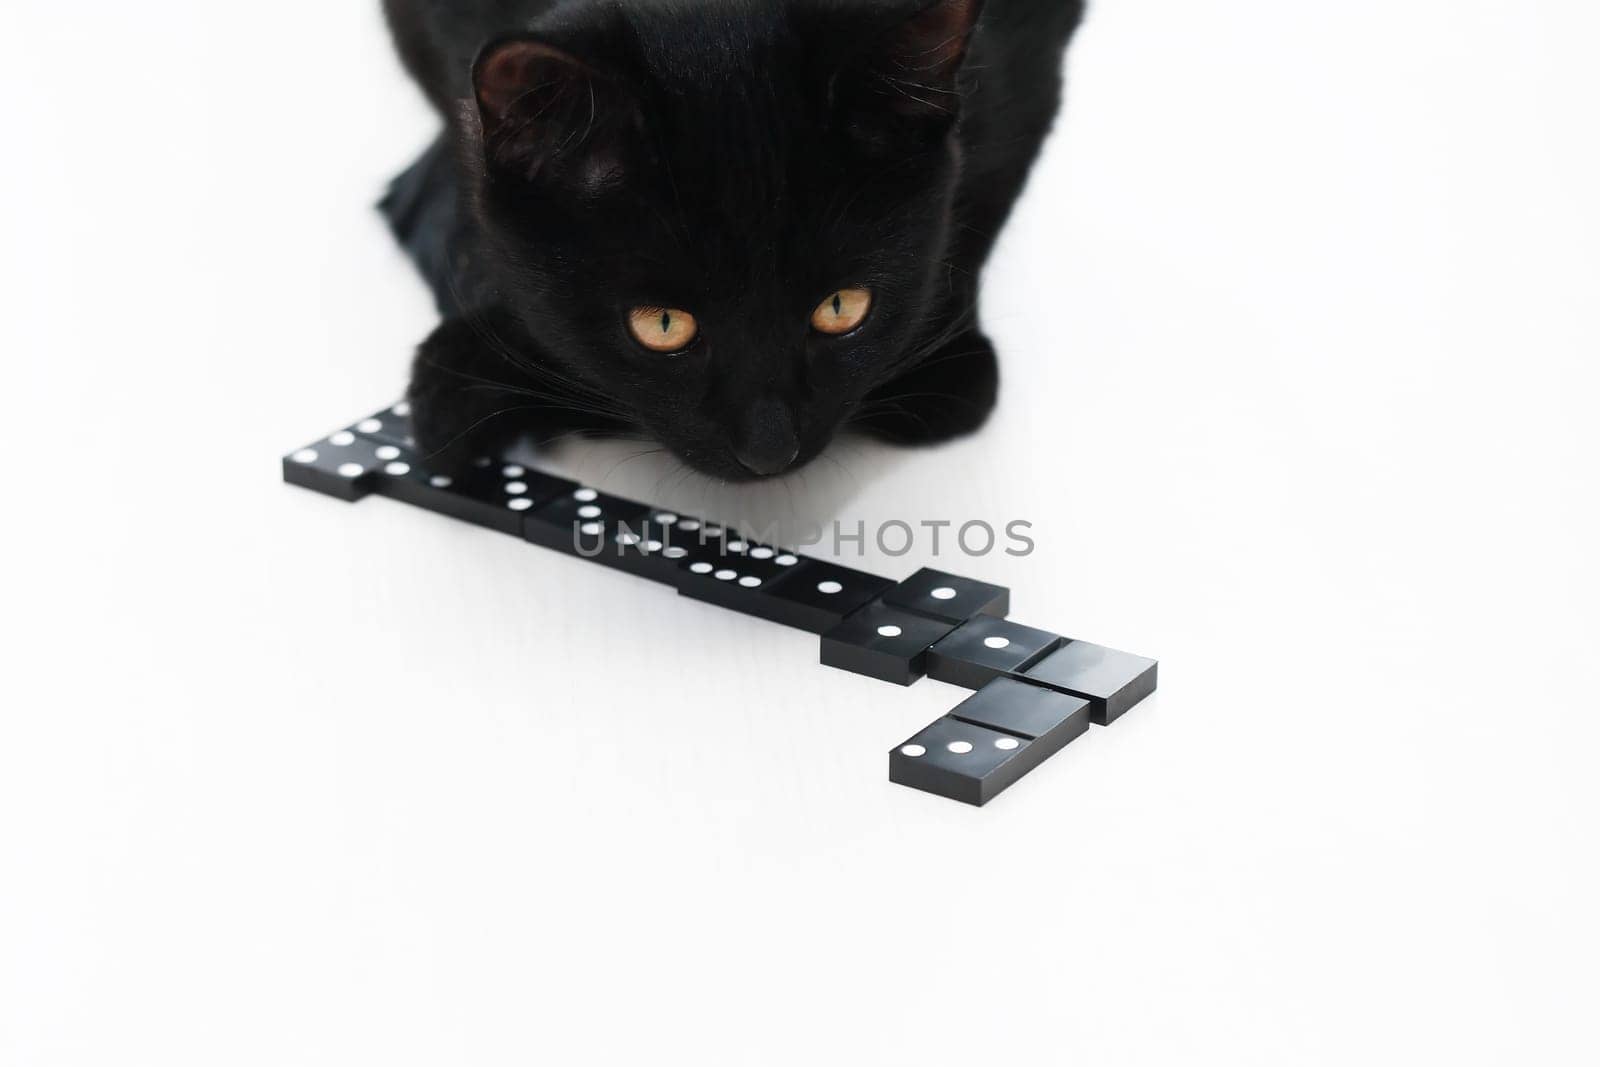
<box><xmin>3</xmin><ymin>1</ymin><xmax>1597</xmax><ymax>1064</ymax></box>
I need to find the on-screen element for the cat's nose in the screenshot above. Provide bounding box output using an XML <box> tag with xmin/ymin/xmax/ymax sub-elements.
<box><xmin>733</xmin><ymin>397</ymin><xmax>800</xmax><ymax>477</ymax></box>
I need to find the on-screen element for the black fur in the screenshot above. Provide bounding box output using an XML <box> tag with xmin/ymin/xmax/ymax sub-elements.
<box><xmin>380</xmin><ymin>0</ymin><xmax>1085</xmax><ymax>478</ymax></box>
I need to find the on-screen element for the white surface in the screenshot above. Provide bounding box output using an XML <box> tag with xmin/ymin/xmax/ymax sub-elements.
<box><xmin>3</xmin><ymin>2</ymin><xmax>1598</xmax><ymax>1064</ymax></box>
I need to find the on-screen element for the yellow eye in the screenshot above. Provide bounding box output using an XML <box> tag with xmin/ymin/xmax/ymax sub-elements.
<box><xmin>810</xmin><ymin>288</ymin><xmax>872</xmax><ymax>335</ymax></box>
<box><xmin>628</xmin><ymin>306</ymin><xmax>699</xmax><ymax>352</ymax></box>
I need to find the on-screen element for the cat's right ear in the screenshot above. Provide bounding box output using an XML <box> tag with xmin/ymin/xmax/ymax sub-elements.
<box><xmin>467</xmin><ymin>36</ymin><xmax>638</xmax><ymax>195</ymax></box>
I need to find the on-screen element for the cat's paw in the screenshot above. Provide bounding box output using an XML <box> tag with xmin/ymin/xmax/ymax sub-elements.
<box><xmin>851</xmin><ymin>329</ymin><xmax>1000</xmax><ymax>445</ymax></box>
<box><xmin>407</xmin><ymin>311</ymin><xmax>638</xmax><ymax>464</ymax></box>
<box><xmin>406</xmin><ymin>316</ymin><xmax>529</xmax><ymax>464</ymax></box>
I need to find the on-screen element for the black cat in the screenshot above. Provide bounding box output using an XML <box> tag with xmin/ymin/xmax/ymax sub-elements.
<box><xmin>381</xmin><ymin>0</ymin><xmax>1085</xmax><ymax>479</ymax></box>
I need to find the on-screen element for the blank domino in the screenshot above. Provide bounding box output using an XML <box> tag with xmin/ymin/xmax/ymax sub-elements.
<box><xmin>1021</xmin><ymin>640</ymin><xmax>1159</xmax><ymax>726</ymax></box>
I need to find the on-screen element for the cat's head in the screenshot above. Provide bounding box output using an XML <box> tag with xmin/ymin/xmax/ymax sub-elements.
<box><xmin>458</xmin><ymin>0</ymin><xmax>981</xmax><ymax>480</ymax></box>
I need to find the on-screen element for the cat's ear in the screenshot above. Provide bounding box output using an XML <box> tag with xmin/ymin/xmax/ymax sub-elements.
<box><xmin>467</xmin><ymin>36</ymin><xmax>639</xmax><ymax>194</ymax></box>
<box><xmin>872</xmin><ymin>0</ymin><xmax>983</xmax><ymax>111</ymax></box>
<box><xmin>828</xmin><ymin>0</ymin><xmax>984</xmax><ymax>138</ymax></box>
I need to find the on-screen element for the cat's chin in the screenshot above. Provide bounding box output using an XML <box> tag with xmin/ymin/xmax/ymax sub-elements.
<box><xmin>667</xmin><ymin>441</ymin><xmax>828</xmax><ymax>484</ymax></box>
<box><xmin>672</xmin><ymin>454</ymin><xmax>800</xmax><ymax>485</ymax></box>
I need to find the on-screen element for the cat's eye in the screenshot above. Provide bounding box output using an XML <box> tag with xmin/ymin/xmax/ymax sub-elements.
<box><xmin>628</xmin><ymin>306</ymin><xmax>699</xmax><ymax>353</ymax></box>
<box><xmin>810</xmin><ymin>288</ymin><xmax>872</xmax><ymax>336</ymax></box>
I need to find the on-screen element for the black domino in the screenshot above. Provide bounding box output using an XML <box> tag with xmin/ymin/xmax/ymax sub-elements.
<box><xmin>926</xmin><ymin>616</ymin><xmax>1063</xmax><ymax>690</ymax></box>
<box><xmin>675</xmin><ymin>536</ymin><xmax>808</xmax><ymax>611</ymax></box>
<box><xmin>282</xmin><ymin>430</ymin><xmax>387</xmax><ymax>502</ymax></box>
<box><xmin>299</xmin><ymin>402</ymin><xmax>580</xmax><ymax>533</ymax></box>
<box><xmin>819</xmin><ymin>602</ymin><xmax>956</xmax><ymax>686</ymax></box>
<box><xmin>882</xmin><ymin>567</ymin><xmax>1009</xmax><ymax>623</ymax></box>
<box><xmin>384</xmin><ymin>457</ymin><xmax>575</xmax><ymax>536</ymax></box>
<box><xmin>676</xmin><ymin>551</ymin><xmax>886</xmax><ymax>633</ymax></box>
<box><xmin>522</xmin><ymin>486</ymin><xmax>665</xmax><ymax>581</ymax></box>
<box><xmin>756</xmin><ymin>560</ymin><xmax>894</xmax><ymax>634</ymax></box>
<box><xmin>342</xmin><ymin>405</ymin><xmax>418</xmax><ymax>451</ymax></box>
<box><xmin>949</xmin><ymin>675</ymin><xmax>1093</xmax><ymax>741</ymax></box>
<box><xmin>571</xmin><ymin>511</ymin><xmax>684</xmax><ymax>584</ymax></box>
<box><xmin>1020</xmin><ymin>639</ymin><xmax>1158</xmax><ymax>726</ymax></box>
<box><xmin>889</xmin><ymin>678</ymin><xmax>1092</xmax><ymax>806</ymax></box>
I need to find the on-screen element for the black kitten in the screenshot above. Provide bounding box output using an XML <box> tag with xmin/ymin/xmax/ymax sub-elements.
<box><xmin>381</xmin><ymin>0</ymin><xmax>1084</xmax><ymax>479</ymax></box>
